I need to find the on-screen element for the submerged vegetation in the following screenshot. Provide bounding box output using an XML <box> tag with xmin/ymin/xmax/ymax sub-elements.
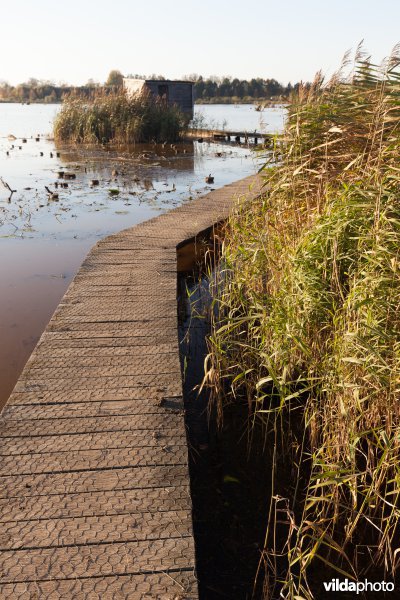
<box><xmin>206</xmin><ymin>47</ymin><xmax>400</xmax><ymax>598</ymax></box>
<box><xmin>53</xmin><ymin>89</ymin><xmax>185</xmax><ymax>144</ymax></box>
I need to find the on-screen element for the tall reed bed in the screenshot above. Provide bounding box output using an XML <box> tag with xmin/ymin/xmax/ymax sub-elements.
<box><xmin>54</xmin><ymin>89</ymin><xmax>185</xmax><ymax>144</ymax></box>
<box><xmin>206</xmin><ymin>47</ymin><xmax>400</xmax><ymax>598</ymax></box>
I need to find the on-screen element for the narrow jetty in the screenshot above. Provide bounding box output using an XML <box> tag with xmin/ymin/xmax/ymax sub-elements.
<box><xmin>186</xmin><ymin>128</ymin><xmax>268</xmax><ymax>144</ymax></box>
<box><xmin>0</xmin><ymin>174</ymin><xmax>260</xmax><ymax>598</ymax></box>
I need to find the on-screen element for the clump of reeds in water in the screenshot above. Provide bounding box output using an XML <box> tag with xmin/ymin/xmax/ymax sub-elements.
<box><xmin>54</xmin><ymin>88</ymin><xmax>185</xmax><ymax>144</ymax></box>
<box><xmin>205</xmin><ymin>44</ymin><xmax>400</xmax><ymax>598</ymax></box>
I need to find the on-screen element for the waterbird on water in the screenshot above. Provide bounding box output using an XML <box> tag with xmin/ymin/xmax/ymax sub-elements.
<box><xmin>205</xmin><ymin>174</ymin><xmax>214</xmax><ymax>184</ymax></box>
<box><xmin>45</xmin><ymin>185</ymin><xmax>59</xmax><ymax>201</ymax></box>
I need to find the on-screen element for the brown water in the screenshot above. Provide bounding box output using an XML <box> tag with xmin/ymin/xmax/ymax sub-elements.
<box><xmin>0</xmin><ymin>103</ymin><xmax>284</xmax><ymax>408</ymax></box>
<box><xmin>0</xmin><ymin>238</ymin><xmax>89</xmax><ymax>407</ymax></box>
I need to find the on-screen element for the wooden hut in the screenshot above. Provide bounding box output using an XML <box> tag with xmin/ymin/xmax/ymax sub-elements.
<box><xmin>123</xmin><ymin>78</ymin><xmax>194</xmax><ymax>119</ymax></box>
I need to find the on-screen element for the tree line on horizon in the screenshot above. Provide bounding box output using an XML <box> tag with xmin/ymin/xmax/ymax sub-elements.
<box><xmin>0</xmin><ymin>70</ymin><xmax>304</xmax><ymax>103</ymax></box>
<box><xmin>186</xmin><ymin>74</ymin><xmax>299</xmax><ymax>101</ymax></box>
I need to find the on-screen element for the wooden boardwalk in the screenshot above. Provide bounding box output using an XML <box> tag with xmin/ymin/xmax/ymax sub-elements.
<box><xmin>0</xmin><ymin>174</ymin><xmax>260</xmax><ymax>599</ymax></box>
<box><xmin>186</xmin><ymin>128</ymin><xmax>269</xmax><ymax>144</ymax></box>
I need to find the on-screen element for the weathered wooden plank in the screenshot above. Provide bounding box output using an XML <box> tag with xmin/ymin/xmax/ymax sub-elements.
<box><xmin>7</xmin><ymin>386</ymin><xmax>178</xmax><ymax>405</ymax></box>
<box><xmin>14</xmin><ymin>373</ymin><xmax>180</xmax><ymax>392</ymax></box>
<box><xmin>0</xmin><ymin>485</ymin><xmax>190</xmax><ymax>522</ymax></box>
<box><xmin>0</xmin><ymin>413</ymin><xmax>184</xmax><ymax>438</ymax></box>
<box><xmin>0</xmin><ymin>445</ymin><xmax>188</xmax><ymax>476</ymax></box>
<box><xmin>0</xmin><ymin>570</ymin><xmax>198</xmax><ymax>599</ymax></box>
<box><xmin>25</xmin><ymin>351</ymin><xmax>177</xmax><ymax>370</ymax></box>
<box><xmin>29</xmin><ymin>343</ymin><xmax>174</xmax><ymax>358</ymax></box>
<box><xmin>0</xmin><ymin>427</ymin><xmax>183</xmax><ymax>455</ymax></box>
<box><xmin>0</xmin><ymin>509</ymin><xmax>192</xmax><ymax>550</ymax></box>
<box><xmin>2</xmin><ymin>400</ymin><xmax>168</xmax><ymax>422</ymax></box>
<box><xmin>0</xmin><ymin>537</ymin><xmax>195</xmax><ymax>583</ymax></box>
<box><xmin>0</xmin><ymin>465</ymin><xmax>189</xmax><ymax>498</ymax></box>
<box><xmin>22</xmin><ymin>353</ymin><xmax>179</xmax><ymax>377</ymax></box>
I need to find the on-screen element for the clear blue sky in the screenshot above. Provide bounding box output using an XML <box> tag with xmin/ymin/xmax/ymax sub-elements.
<box><xmin>2</xmin><ymin>0</ymin><xmax>399</xmax><ymax>85</ymax></box>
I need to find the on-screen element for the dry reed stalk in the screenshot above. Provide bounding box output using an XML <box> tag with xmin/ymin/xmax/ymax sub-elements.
<box><xmin>205</xmin><ymin>46</ymin><xmax>400</xmax><ymax>598</ymax></box>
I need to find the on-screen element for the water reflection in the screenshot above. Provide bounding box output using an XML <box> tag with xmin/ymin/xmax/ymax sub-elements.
<box><xmin>1</xmin><ymin>136</ymin><xmax>255</xmax><ymax>240</ymax></box>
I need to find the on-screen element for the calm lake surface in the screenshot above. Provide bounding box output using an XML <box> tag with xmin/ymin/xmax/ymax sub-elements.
<box><xmin>195</xmin><ymin>103</ymin><xmax>285</xmax><ymax>132</ymax></box>
<box><xmin>0</xmin><ymin>103</ymin><xmax>285</xmax><ymax>407</ymax></box>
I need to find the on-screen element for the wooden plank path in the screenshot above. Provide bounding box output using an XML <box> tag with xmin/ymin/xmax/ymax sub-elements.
<box><xmin>0</xmin><ymin>174</ymin><xmax>261</xmax><ymax>599</ymax></box>
<box><xmin>186</xmin><ymin>128</ymin><xmax>269</xmax><ymax>144</ymax></box>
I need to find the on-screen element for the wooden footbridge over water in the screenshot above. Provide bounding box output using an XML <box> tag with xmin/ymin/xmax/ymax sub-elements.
<box><xmin>186</xmin><ymin>128</ymin><xmax>270</xmax><ymax>145</ymax></box>
<box><xmin>0</xmin><ymin>174</ymin><xmax>261</xmax><ymax>599</ymax></box>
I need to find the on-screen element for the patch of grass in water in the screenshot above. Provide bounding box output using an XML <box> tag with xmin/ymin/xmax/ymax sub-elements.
<box><xmin>54</xmin><ymin>89</ymin><xmax>185</xmax><ymax>144</ymax></box>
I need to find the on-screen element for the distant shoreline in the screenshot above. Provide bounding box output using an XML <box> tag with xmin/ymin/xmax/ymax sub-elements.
<box><xmin>195</xmin><ymin>98</ymin><xmax>289</xmax><ymax>106</ymax></box>
<box><xmin>0</xmin><ymin>98</ymin><xmax>289</xmax><ymax>107</ymax></box>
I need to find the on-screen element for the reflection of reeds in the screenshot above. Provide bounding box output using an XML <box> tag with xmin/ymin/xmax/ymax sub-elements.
<box><xmin>206</xmin><ymin>46</ymin><xmax>400</xmax><ymax>597</ymax></box>
<box><xmin>54</xmin><ymin>89</ymin><xmax>185</xmax><ymax>144</ymax></box>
